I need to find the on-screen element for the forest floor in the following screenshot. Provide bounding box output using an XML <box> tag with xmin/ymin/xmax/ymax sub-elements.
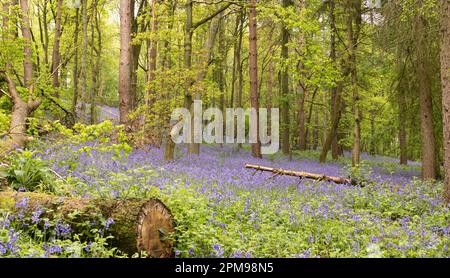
<box><xmin>1</xmin><ymin>107</ymin><xmax>449</xmax><ymax>258</ymax></box>
<box><xmin>30</xmin><ymin>138</ymin><xmax>449</xmax><ymax>258</ymax></box>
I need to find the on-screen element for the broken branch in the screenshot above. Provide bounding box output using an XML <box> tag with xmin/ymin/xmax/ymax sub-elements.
<box><xmin>245</xmin><ymin>164</ymin><xmax>355</xmax><ymax>185</ymax></box>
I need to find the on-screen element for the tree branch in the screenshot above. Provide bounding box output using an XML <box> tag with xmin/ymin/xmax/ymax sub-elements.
<box><xmin>192</xmin><ymin>3</ymin><xmax>232</xmax><ymax>30</ymax></box>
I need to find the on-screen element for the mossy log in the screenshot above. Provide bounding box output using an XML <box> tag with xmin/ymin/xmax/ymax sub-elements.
<box><xmin>0</xmin><ymin>192</ymin><xmax>174</xmax><ymax>258</ymax></box>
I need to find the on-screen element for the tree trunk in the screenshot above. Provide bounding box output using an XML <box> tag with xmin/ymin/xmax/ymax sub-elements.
<box><xmin>20</xmin><ymin>0</ymin><xmax>32</xmax><ymax>88</ymax></box>
<box><xmin>320</xmin><ymin>85</ymin><xmax>342</xmax><ymax>163</ymax></box>
<box><xmin>323</xmin><ymin>91</ymin><xmax>328</xmax><ymax>147</ymax></box>
<box><xmin>37</xmin><ymin>0</ymin><xmax>49</xmax><ymax>66</ymax></box>
<box><xmin>329</xmin><ymin>0</ymin><xmax>340</xmax><ymax>160</ymax></box>
<box><xmin>416</xmin><ymin>13</ymin><xmax>437</xmax><ymax>180</ymax></box>
<box><xmin>298</xmin><ymin>86</ymin><xmax>307</xmax><ymax>150</ymax></box>
<box><xmin>80</xmin><ymin>0</ymin><xmax>88</xmax><ymax>123</ymax></box>
<box><xmin>146</xmin><ymin>0</ymin><xmax>158</xmax><ymax>109</ymax></box>
<box><xmin>347</xmin><ymin>0</ymin><xmax>362</xmax><ymax>167</ymax></box>
<box><xmin>163</xmin><ymin>1</ymin><xmax>176</xmax><ymax>161</ymax></box>
<box><xmin>1</xmin><ymin>76</ymin><xmax>40</xmax><ymax>156</ymax></box>
<box><xmin>230</xmin><ymin>10</ymin><xmax>242</xmax><ymax>110</ymax></box>
<box><xmin>313</xmin><ymin>105</ymin><xmax>319</xmax><ymax>150</ymax></box>
<box><xmin>0</xmin><ymin>192</ymin><xmax>174</xmax><ymax>258</ymax></box>
<box><xmin>248</xmin><ymin>0</ymin><xmax>262</xmax><ymax>158</ymax></box>
<box><xmin>90</xmin><ymin>1</ymin><xmax>101</xmax><ymax>125</ymax></box>
<box><xmin>72</xmin><ymin>7</ymin><xmax>80</xmax><ymax>115</ymax></box>
<box><xmin>183</xmin><ymin>0</ymin><xmax>195</xmax><ymax>154</ymax></box>
<box><xmin>440</xmin><ymin>0</ymin><xmax>450</xmax><ymax>203</ymax></box>
<box><xmin>50</xmin><ymin>0</ymin><xmax>63</xmax><ymax>96</ymax></box>
<box><xmin>280</xmin><ymin>0</ymin><xmax>292</xmax><ymax>155</ymax></box>
<box><xmin>119</xmin><ymin>0</ymin><xmax>132</xmax><ymax>126</ymax></box>
<box><xmin>397</xmin><ymin>55</ymin><xmax>408</xmax><ymax>165</ymax></box>
<box><xmin>369</xmin><ymin>110</ymin><xmax>376</xmax><ymax>155</ymax></box>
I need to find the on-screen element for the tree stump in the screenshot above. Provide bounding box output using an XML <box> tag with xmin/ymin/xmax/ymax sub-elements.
<box><xmin>0</xmin><ymin>192</ymin><xmax>175</xmax><ymax>258</ymax></box>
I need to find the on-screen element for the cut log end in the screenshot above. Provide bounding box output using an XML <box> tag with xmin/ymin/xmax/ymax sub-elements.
<box><xmin>136</xmin><ymin>199</ymin><xmax>174</xmax><ymax>258</ymax></box>
<box><xmin>0</xmin><ymin>192</ymin><xmax>175</xmax><ymax>258</ymax></box>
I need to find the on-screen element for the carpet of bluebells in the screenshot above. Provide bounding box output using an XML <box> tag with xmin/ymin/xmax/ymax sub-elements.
<box><xmin>1</xmin><ymin>125</ymin><xmax>450</xmax><ymax>257</ymax></box>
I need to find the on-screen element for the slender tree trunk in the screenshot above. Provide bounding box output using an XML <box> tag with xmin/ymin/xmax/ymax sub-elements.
<box><xmin>119</xmin><ymin>0</ymin><xmax>132</xmax><ymax>126</ymax></box>
<box><xmin>416</xmin><ymin>13</ymin><xmax>437</xmax><ymax>180</ymax></box>
<box><xmin>80</xmin><ymin>0</ymin><xmax>88</xmax><ymax>123</ymax></box>
<box><xmin>266</xmin><ymin>59</ymin><xmax>274</xmax><ymax>127</ymax></box>
<box><xmin>329</xmin><ymin>0</ymin><xmax>340</xmax><ymax>160</ymax></box>
<box><xmin>397</xmin><ymin>59</ymin><xmax>408</xmax><ymax>165</ymax></box>
<box><xmin>313</xmin><ymin>105</ymin><xmax>319</xmax><ymax>150</ymax></box>
<box><xmin>440</xmin><ymin>0</ymin><xmax>450</xmax><ymax>203</ymax></box>
<box><xmin>248</xmin><ymin>0</ymin><xmax>261</xmax><ymax>158</ymax></box>
<box><xmin>298</xmin><ymin>86</ymin><xmax>307</xmax><ymax>150</ymax></box>
<box><xmin>231</xmin><ymin>9</ymin><xmax>243</xmax><ymax>109</ymax></box>
<box><xmin>347</xmin><ymin>0</ymin><xmax>362</xmax><ymax>167</ymax></box>
<box><xmin>183</xmin><ymin>0</ymin><xmax>195</xmax><ymax>153</ymax></box>
<box><xmin>163</xmin><ymin>1</ymin><xmax>176</xmax><ymax>161</ymax></box>
<box><xmin>297</xmin><ymin>1</ymin><xmax>307</xmax><ymax>151</ymax></box>
<box><xmin>90</xmin><ymin>1</ymin><xmax>101</xmax><ymax>124</ymax></box>
<box><xmin>51</xmin><ymin>0</ymin><xmax>63</xmax><ymax>95</ymax></box>
<box><xmin>217</xmin><ymin>19</ymin><xmax>226</xmax><ymax>116</ymax></box>
<box><xmin>37</xmin><ymin>0</ymin><xmax>49</xmax><ymax>66</ymax></box>
<box><xmin>323</xmin><ymin>91</ymin><xmax>328</xmax><ymax>146</ymax></box>
<box><xmin>235</xmin><ymin>13</ymin><xmax>244</xmax><ymax>150</ymax></box>
<box><xmin>236</xmin><ymin>11</ymin><xmax>244</xmax><ymax>111</ymax></box>
<box><xmin>20</xmin><ymin>0</ymin><xmax>32</xmax><ymax>88</ymax></box>
<box><xmin>304</xmin><ymin>88</ymin><xmax>318</xmax><ymax>147</ymax></box>
<box><xmin>146</xmin><ymin>0</ymin><xmax>158</xmax><ymax>108</ymax></box>
<box><xmin>320</xmin><ymin>84</ymin><xmax>343</xmax><ymax>163</ymax></box>
<box><xmin>72</xmin><ymin>7</ymin><xmax>80</xmax><ymax>115</ymax></box>
<box><xmin>280</xmin><ymin>0</ymin><xmax>292</xmax><ymax>155</ymax></box>
<box><xmin>369</xmin><ymin>110</ymin><xmax>376</xmax><ymax>155</ymax></box>
<box><xmin>129</xmin><ymin>0</ymin><xmax>146</xmax><ymax>112</ymax></box>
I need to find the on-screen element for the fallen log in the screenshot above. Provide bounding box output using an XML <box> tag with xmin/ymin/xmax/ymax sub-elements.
<box><xmin>0</xmin><ymin>192</ymin><xmax>174</xmax><ymax>258</ymax></box>
<box><xmin>245</xmin><ymin>164</ymin><xmax>355</xmax><ymax>185</ymax></box>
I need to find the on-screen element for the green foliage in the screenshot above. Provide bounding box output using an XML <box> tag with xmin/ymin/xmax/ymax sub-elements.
<box><xmin>0</xmin><ymin>150</ymin><xmax>53</xmax><ymax>193</ymax></box>
<box><xmin>0</xmin><ymin>109</ymin><xmax>9</xmax><ymax>135</ymax></box>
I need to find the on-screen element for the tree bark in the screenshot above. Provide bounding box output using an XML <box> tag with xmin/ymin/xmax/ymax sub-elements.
<box><xmin>298</xmin><ymin>86</ymin><xmax>307</xmax><ymax>150</ymax></box>
<box><xmin>347</xmin><ymin>0</ymin><xmax>362</xmax><ymax>167</ymax></box>
<box><xmin>80</xmin><ymin>0</ymin><xmax>88</xmax><ymax>123</ymax></box>
<box><xmin>0</xmin><ymin>1</ymin><xmax>39</xmax><ymax>156</ymax></box>
<box><xmin>146</xmin><ymin>0</ymin><xmax>159</xmax><ymax>108</ymax></box>
<box><xmin>297</xmin><ymin>0</ymin><xmax>306</xmax><ymax>151</ymax></box>
<box><xmin>248</xmin><ymin>0</ymin><xmax>262</xmax><ymax>158</ymax></box>
<box><xmin>0</xmin><ymin>192</ymin><xmax>174</xmax><ymax>258</ymax></box>
<box><xmin>72</xmin><ymin>6</ymin><xmax>80</xmax><ymax>115</ymax></box>
<box><xmin>90</xmin><ymin>1</ymin><xmax>101</xmax><ymax>125</ymax></box>
<box><xmin>440</xmin><ymin>0</ymin><xmax>450</xmax><ymax>203</ymax></box>
<box><xmin>183</xmin><ymin>0</ymin><xmax>194</xmax><ymax>153</ymax></box>
<box><xmin>129</xmin><ymin>0</ymin><xmax>147</xmax><ymax>112</ymax></box>
<box><xmin>320</xmin><ymin>83</ymin><xmax>343</xmax><ymax>163</ymax></box>
<box><xmin>280</xmin><ymin>0</ymin><xmax>292</xmax><ymax>155</ymax></box>
<box><xmin>415</xmin><ymin>13</ymin><xmax>437</xmax><ymax>180</ymax></box>
<box><xmin>313</xmin><ymin>105</ymin><xmax>319</xmax><ymax>150</ymax></box>
<box><xmin>397</xmin><ymin>53</ymin><xmax>408</xmax><ymax>165</ymax></box>
<box><xmin>119</xmin><ymin>0</ymin><xmax>132</xmax><ymax>126</ymax></box>
<box><xmin>20</xmin><ymin>0</ymin><xmax>32</xmax><ymax>88</ymax></box>
<box><xmin>163</xmin><ymin>1</ymin><xmax>176</xmax><ymax>161</ymax></box>
<box><xmin>50</xmin><ymin>0</ymin><xmax>63</xmax><ymax>96</ymax></box>
<box><xmin>329</xmin><ymin>0</ymin><xmax>340</xmax><ymax>160</ymax></box>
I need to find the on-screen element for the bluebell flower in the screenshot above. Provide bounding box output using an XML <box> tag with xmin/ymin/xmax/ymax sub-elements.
<box><xmin>105</xmin><ymin>218</ymin><xmax>114</xmax><ymax>231</ymax></box>
<box><xmin>31</xmin><ymin>209</ymin><xmax>44</xmax><ymax>224</ymax></box>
